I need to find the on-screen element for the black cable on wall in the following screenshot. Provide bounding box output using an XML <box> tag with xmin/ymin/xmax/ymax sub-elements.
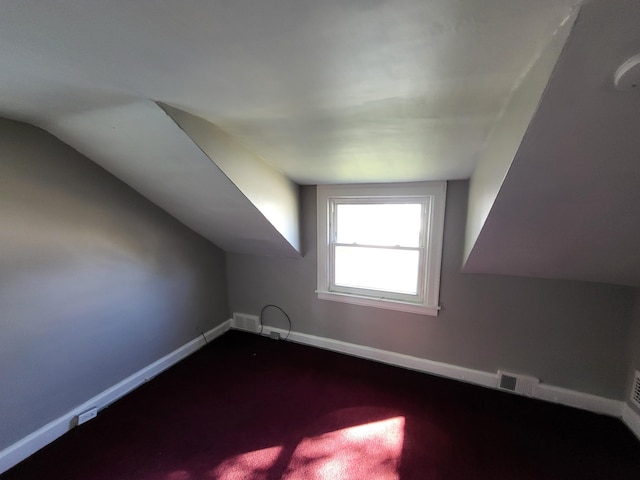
<box><xmin>258</xmin><ymin>304</ymin><xmax>292</xmax><ymax>340</ymax></box>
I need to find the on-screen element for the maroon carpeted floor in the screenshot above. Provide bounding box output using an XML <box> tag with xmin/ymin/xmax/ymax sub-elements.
<box><xmin>3</xmin><ymin>330</ymin><xmax>640</xmax><ymax>479</ymax></box>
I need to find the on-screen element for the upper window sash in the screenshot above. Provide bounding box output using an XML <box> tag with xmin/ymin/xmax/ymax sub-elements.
<box><xmin>328</xmin><ymin>197</ymin><xmax>429</xmax><ymax>247</ymax></box>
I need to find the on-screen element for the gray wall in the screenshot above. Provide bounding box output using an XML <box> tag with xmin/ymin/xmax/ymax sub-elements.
<box><xmin>227</xmin><ymin>181</ymin><xmax>635</xmax><ymax>400</ymax></box>
<box><xmin>627</xmin><ymin>290</ymin><xmax>640</xmax><ymax>414</ymax></box>
<box><xmin>0</xmin><ymin>119</ymin><xmax>228</xmax><ymax>451</ymax></box>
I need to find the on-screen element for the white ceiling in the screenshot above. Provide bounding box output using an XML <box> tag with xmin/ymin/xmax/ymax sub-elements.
<box><xmin>0</xmin><ymin>0</ymin><xmax>579</xmax><ymax>184</ymax></box>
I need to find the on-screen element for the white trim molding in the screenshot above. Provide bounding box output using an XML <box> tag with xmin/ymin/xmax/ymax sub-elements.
<box><xmin>622</xmin><ymin>403</ymin><xmax>640</xmax><ymax>441</ymax></box>
<box><xmin>316</xmin><ymin>290</ymin><xmax>440</xmax><ymax>316</ymax></box>
<box><xmin>532</xmin><ymin>383</ymin><xmax>622</xmax><ymax>417</ymax></box>
<box><xmin>0</xmin><ymin>321</ymin><xmax>231</xmax><ymax>475</ymax></box>
<box><xmin>232</xmin><ymin>320</ymin><xmax>622</xmax><ymax>418</ymax></box>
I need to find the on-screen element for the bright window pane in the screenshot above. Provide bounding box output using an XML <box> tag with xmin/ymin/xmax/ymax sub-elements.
<box><xmin>334</xmin><ymin>246</ymin><xmax>419</xmax><ymax>294</ymax></box>
<box><xmin>336</xmin><ymin>204</ymin><xmax>422</xmax><ymax>247</ymax></box>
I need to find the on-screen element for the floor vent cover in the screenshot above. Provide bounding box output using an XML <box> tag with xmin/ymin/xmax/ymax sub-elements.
<box><xmin>632</xmin><ymin>371</ymin><xmax>640</xmax><ymax>409</ymax></box>
<box><xmin>497</xmin><ymin>371</ymin><xmax>539</xmax><ymax>397</ymax></box>
<box><xmin>232</xmin><ymin>313</ymin><xmax>260</xmax><ymax>333</ymax></box>
<box><xmin>499</xmin><ymin>373</ymin><xmax>518</xmax><ymax>391</ymax></box>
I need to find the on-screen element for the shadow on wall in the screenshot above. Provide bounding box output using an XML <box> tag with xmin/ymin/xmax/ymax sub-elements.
<box><xmin>0</xmin><ymin>118</ymin><xmax>228</xmax><ymax>451</ymax></box>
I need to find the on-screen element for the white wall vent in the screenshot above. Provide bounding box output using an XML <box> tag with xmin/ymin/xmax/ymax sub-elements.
<box><xmin>232</xmin><ymin>312</ymin><xmax>260</xmax><ymax>333</ymax></box>
<box><xmin>497</xmin><ymin>371</ymin><xmax>539</xmax><ymax>397</ymax></box>
<box><xmin>631</xmin><ymin>370</ymin><xmax>640</xmax><ymax>409</ymax></box>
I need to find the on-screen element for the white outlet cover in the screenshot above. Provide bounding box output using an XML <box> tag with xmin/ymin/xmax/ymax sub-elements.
<box><xmin>77</xmin><ymin>407</ymin><xmax>98</xmax><ymax>425</ymax></box>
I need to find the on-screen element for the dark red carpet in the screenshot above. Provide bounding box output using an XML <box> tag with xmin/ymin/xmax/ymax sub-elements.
<box><xmin>3</xmin><ymin>330</ymin><xmax>639</xmax><ymax>479</ymax></box>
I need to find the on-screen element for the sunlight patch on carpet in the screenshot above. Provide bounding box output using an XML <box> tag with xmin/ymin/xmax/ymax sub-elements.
<box><xmin>209</xmin><ymin>445</ymin><xmax>283</xmax><ymax>480</ymax></box>
<box><xmin>283</xmin><ymin>416</ymin><xmax>405</xmax><ymax>480</ymax></box>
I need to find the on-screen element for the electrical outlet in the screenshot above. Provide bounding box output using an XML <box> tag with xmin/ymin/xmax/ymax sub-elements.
<box><xmin>270</xmin><ymin>331</ymin><xmax>281</xmax><ymax>340</ymax></box>
<box><xmin>77</xmin><ymin>407</ymin><xmax>97</xmax><ymax>425</ymax></box>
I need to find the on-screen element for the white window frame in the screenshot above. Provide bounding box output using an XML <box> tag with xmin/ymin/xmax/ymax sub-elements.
<box><xmin>317</xmin><ymin>182</ymin><xmax>446</xmax><ymax>316</ymax></box>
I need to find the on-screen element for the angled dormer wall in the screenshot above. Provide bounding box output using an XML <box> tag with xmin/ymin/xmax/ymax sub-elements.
<box><xmin>42</xmin><ymin>100</ymin><xmax>300</xmax><ymax>258</ymax></box>
<box><xmin>463</xmin><ymin>0</ymin><xmax>640</xmax><ymax>286</ymax></box>
<box><xmin>464</xmin><ymin>11</ymin><xmax>577</xmax><ymax>265</ymax></box>
<box><xmin>160</xmin><ymin>104</ymin><xmax>301</xmax><ymax>255</ymax></box>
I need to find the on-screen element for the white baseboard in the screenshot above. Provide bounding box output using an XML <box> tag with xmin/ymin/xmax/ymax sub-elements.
<box><xmin>267</xmin><ymin>326</ymin><xmax>496</xmax><ymax>387</ymax></box>
<box><xmin>533</xmin><ymin>383</ymin><xmax>622</xmax><ymax>417</ymax></box>
<box><xmin>231</xmin><ymin>319</ymin><xmax>622</xmax><ymax>418</ymax></box>
<box><xmin>622</xmin><ymin>403</ymin><xmax>640</xmax><ymax>441</ymax></box>
<box><xmin>0</xmin><ymin>320</ymin><xmax>231</xmax><ymax>475</ymax></box>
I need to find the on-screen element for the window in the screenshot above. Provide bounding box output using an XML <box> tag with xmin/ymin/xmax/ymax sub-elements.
<box><xmin>317</xmin><ymin>182</ymin><xmax>446</xmax><ymax>316</ymax></box>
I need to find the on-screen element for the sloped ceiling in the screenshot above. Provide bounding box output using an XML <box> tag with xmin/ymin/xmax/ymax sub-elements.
<box><xmin>0</xmin><ymin>0</ymin><xmax>600</xmax><ymax>265</ymax></box>
<box><xmin>464</xmin><ymin>0</ymin><xmax>640</xmax><ymax>286</ymax></box>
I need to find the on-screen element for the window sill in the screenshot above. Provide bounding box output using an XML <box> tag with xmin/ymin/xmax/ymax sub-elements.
<box><xmin>316</xmin><ymin>290</ymin><xmax>439</xmax><ymax>316</ymax></box>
